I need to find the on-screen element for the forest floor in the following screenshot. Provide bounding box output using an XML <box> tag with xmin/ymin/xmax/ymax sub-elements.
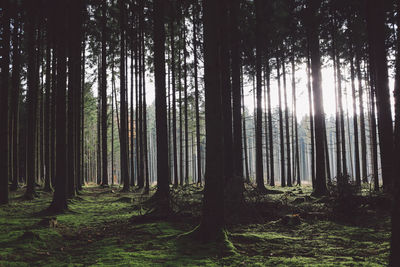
<box><xmin>0</xmin><ymin>183</ymin><xmax>391</xmax><ymax>266</ymax></box>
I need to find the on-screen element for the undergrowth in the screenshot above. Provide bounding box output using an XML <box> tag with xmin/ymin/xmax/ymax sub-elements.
<box><xmin>0</xmin><ymin>184</ymin><xmax>391</xmax><ymax>266</ymax></box>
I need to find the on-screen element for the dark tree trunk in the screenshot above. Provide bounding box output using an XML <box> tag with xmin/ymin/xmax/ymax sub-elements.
<box><xmin>178</xmin><ymin>13</ymin><xmax>183</xmax><ymax>186</ymax></box>
<box><xmin>282</xmin><ymin>59</ymin><xmax>292</xmax><ymax>187</ymax></box>
<box><xmin>349</xmin><ymin>43</ymin><xmax>361</xmax><ymax>186</ymax></box>
<box><xmin>356</xmin><ymin>50</ymin><xmax>368</xmax><ymax>183</ymax></box>
<box><xmin>266</xmin><ymin>60</ymin><xmax>275</xmax><ymax>186</ymax></box>
<box><xmin>277</xmin><ymin>58</ymin><xmax>285</xmax><ymax>187</ymax></box>
<box><xmin>101</xmin><ymin>0</ymin><xmax>108</xmax><ymax>186</ymax></box>
<box><xmin>331</xmin><ymin>23</ymin><xmax>342</xmax><ymax>180</ymax></box>
<box><xmin>255</xmin><ymin>0</ymin><xmax>265</xmax><ymax>191</ymax></box>
<box><xmin>10</xmin><ymin>7</ymin><xmax>21</xmax><ymax>192</ymax></box>
<box><xmin>241</xmin><ymin>68</ymin><xmax>250</xmax><ymax>183</ymax></box>
<box><xmin>25</xmin><ymin>3</ymin><xmax>38</xmax><ymax>200</ymax></box>
<box><xmin>291</xmin><ymin>51</ymin><xmax>301</xmax><ymax>185</ymax></box>
<box><xmin>306</xmin><ymin>50</ymin><xmax>315</xmax><ymax>187</ymax></box>
<box><xmin>194</xmin><ymin>0</ymin><xmax>225</xmax><ymax>241</ymax></box>
<box><xmin>67</xmin><ymin>11</ymin><xmax>76</xmax><ymax>198</ymax></box>
<box><xmin>120</xmin><ymin>0</ymin><xmax>130</xmax><ymax>191</ymax></box>
<box><xmin>50</xmin><ymin>41</ymin><xmax>57</xmax><ymax>188</ymax></box>
<box><xmin>366</xmin><ymin>0</ymin><xmax>394</xmax><ymax>191</ymax></box>
<box><xmin>307</xmin><ymin>0</ymin><xmax>327</xmax><ymax>196</ymax></box>
<box><xmin>43</xmin><ymin>18</ymin><xmax>52</xmax><ymax>192</ymax></box>
<box><xmin>337</xmin><ymin>58</ymin><xmax>348</xmax><ymax>181</ymax></box>
<box><xmin>391</xmin><ymin>0</ymin><xmax>400</xmax><ymax>264</ymax></box>
<box><xmin>170</xmin><ymin>18</ymin><xmax>178</xmax><ymax>187</ymax></box>
<box><xmin>48</xmin><ymin>0</ymin><xmax>68</xmax><ymax>212</ymax></box>
<box><xmin>0</xmin><ymin>0</ymin><xmax>10</xmax><ymax>204</ymax></box>
<box><xmin>183</xmin><ymin>21</ymin><xmax>189</xmax><ymax>185</ymax></box>
<box><xmin>193</xmin><ymin>4</ymin><xmax>202</xmax><ymax>184</ymax></box>
<box><xmin>153</xmin><ymin>0</ymin><xmax>171</xmax><ymax>206</ymax></box>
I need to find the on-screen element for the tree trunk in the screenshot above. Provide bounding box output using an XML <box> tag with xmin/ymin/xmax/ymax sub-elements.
<box><xmin>193</xmin><ymin>4</ymin><xmax>202</xmax><ymax>184</ymax></box>
<box><xmin>306</xmin><ymin>50</ymin><xmax>315</xmax><ymax>187</ymax></box>
<box><xmin>48</xmin><ymin>0</ymin><xmax>68</xmax><ymax>212</ymax></box>
<box><xmin>349</xmin><ymin>42</ymin><xmax>361</xmax><ymax>186</ymax></box>
<box><xmin>366</xmin><ymin>0</ymin><xmax>394</xmax><ymax>191</ymax></box>
<box><xmin>10</xmin><ymin>8</ymin><xmax>21</xmax><ymax>192</ymax></box>
<box><xmin>120</xmin><ymin>0</ymin><xmax>130</xmax><ymax>191</ymax></box>
<box><xmin>277</xmin><ymin>58</ymin><xmax>286</xmax><ymax>187</ymax></box>
<box><xmin>101</xmin><ymin>0</ymin><xmax>108</xmax><ymax>186</ymax></box>
<box><xmin>194</xmin><ymin>0</ymin><xmax>225</xmax><ymax>241</ymax></box>
<box><xmin>0</xmin><ymin>0</ymin><xmax>10</xmax><ymax>204</ymax></box>
<box><xmin>25</xmin><ymin>3</ymin><xmax>38</xmax><ymax>200</ymax></box>
<box><xmin>170</xmin><ymin>18</ymin><xmax>178</xmax><ymax>187</ymax></box>
<box><xmin>255</xmin><ymin>0</ymin><xmax>265</xmax><ymax>191</ymax></box>
<box><xmin>307</xmin><ymin>0</ymin><xmax>327</xmax><ymax>196</ymax></box>
<box><xmin>282</xmin><ymin>58</ymin><xmax>292</xmax><ymax>187</ymax></box>
<box><xmin>153</xmin><ymin>0</ymin><xmax>171</xmax><ymax>206</ymax></box>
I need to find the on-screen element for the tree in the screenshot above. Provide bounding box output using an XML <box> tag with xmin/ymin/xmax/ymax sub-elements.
<box><xmin>120</xmin><ymin>0</ymin><xmax>130</xmax><ymax>192</ymax></box>
<box><xmin>366</xmin><ymin>0</ymin><xmax>394</xmax><ymax>191</ymax></box>
<box><xmin>10</xmin><ymin>5</ymin><xmax>21</xmax><ymax>192</ymax></box>
<box><xmin>0</xmin><ymin>0</ymin><xmax>10</xmax><ymax>204</ymax></box>
<box><xmin>192</xmin><ymin>0</ymin><xmax>225</xmax><ymax>241</ymax></box>
<box><xmin>24</xmin><ymin>2</ymin><xmax>39</xmax><ymax>200</ymax></box>
<box><xmin>306</xmin><ymin>0</ymin><xmax>327</xmax><ymax>196</ymax></box>
<box><xmin>48</xmin><ymin>0</ymin><xmax>69</xmax><ymax>212</ymax></box>
<box><xmin>192</xmin><ymin>2</ymin><xmax>202</xmax><ymax>184</ymax></box>
<box><xmin>255</xmin><ymin>0</ymin><xmax>266</xmax><ymax>191</ymax></box>
<box><xmin>101</xmin><ymin>0</ymin><xmax>108</xmax><ymax>186</ymax></box>
<box><xmin>390</xmin><ymin>0</ymin><xmax>400</xmax><ymax>264</ymax></box>
<box><xmin>152</xmin><ymin>0</ymin><xmax>171</xmax><ymax>208</ymax></box>
<box><xmin>230</xmin><ymin>0</ymin><xmax>245</xmax><ymax>194</ymax></box>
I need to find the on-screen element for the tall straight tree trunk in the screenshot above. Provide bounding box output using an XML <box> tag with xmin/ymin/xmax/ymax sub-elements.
<box><xmin>193</xmin><ymin>0</ymin><xmax>224</xmax><ymax>241</ymax></box>
<box><xmin>255</xmin><ymin>0</ymin><xmax>265</xmax><ymax>191</ymax></box>
<box><xmin>97</xmin><ymin>58</ymin><xmax>102</xmax><ymax>185</ymax></box>
<box><xmin>367</xmin><ymin>63</ymin><xmax>379</xmax><ymax>191</ymax></box>
<box><xmin>349</xmin><ymin>42</ymin><xmax>361</xmax><ymax>186</ymax></box>
<box><xmin>291</xmin><ymin>51</ymin><xmax>301</xmax><ymax>185</ymax></box>
<box><xmin>142</xmin><ymin>17</ymin><xmax>150</xmax><ymax>193</ymax></box>
<box><xmin>220</xmin><ymin>0</ymin><xmax>234</xmax><ymax>186</ymax></box>
<box><xmin>44</xmin><ymin>20</ymin><xmax>52</xmax><ymax>192</ymax></box>
<box><xmin>101</xmin><ymin>0</ymin><xmax>108</xmax><ymax>186</ymax></box>
<box><xmin>178</xmin><ymin>19</ymin><xmax>183</xmax><ymax>186</ymax></box>
<box><xmin>391</xmin><ymin>1</ymin><xmax>400</xmax><ymax>264</ymax></box>
<box><xmin>263</xmin><ymin>66</ymin><xmax>270</xmax><ymax>183</ymax></box>
<box><xmin>307</xmin><ymin>0</ymin><xmax>327</xmax><ymax>196</ymax></box>
<box><xmin>153</xmin><ymin>0</ymin><xmax>171</xmax><ymax>207</ymax></box>
<box><xmin>306</xmin><ymin>50</ymin><xmax>315</xmax><ymax>187</ymax></box>
<box><xmin>337</xmin><ymin>58</ymin><xmax>348</xmax><ymax>182</ymax></box>
<box><xmin>183</xmin><ymin>21</ymin><xmax>189</xmax><ymax>184</ymax></box>
<box><xmin>331</xmin><ymin>23</ymin><xmax>342</xmax><ymax>179</ymax></box>
<box><xmin>48</xmin><ymin>0</ymin><xmax>68</xmax><ymax>212</ymax></box>
<box><xmin>0</xmin><ymin>1</ymin><xmax>10</xmax><ymax>204</ymax></box>
<box><xmin>75</xmin><ymin>5</ymin><xmax>84</xmax><ymax>192</ymax></box>
<box><xmin>10</xmin><ymin>9</ymin><xmax>21</xmax><ymax>192</ymax></box>
<box><xmin>120</xmin><ymin>0</ymin><xmax>130</xmax><ymax>191</ymax></box>
<box><xmin>356</xmin><ymin>49</ymin><xmax>368</xmax><ymax>183</ymax></box>
<box><xmin>25</xmin><ymin>3</ymin><xmax>38</xmax><ymax>200</ymax></box>
<box><xmin>67</xmin><ymin>17</ymin><xmax>76</xmax><ymax>198</ymax></box>
<box><xmin>366</xmin><ymin>0</ymin><xmax>394</xmax><ymax>190</ymax></box>
<box><xmin>193</xmin><ymin>4</ymin><xmax>202</xmax><ymax>184</ymax></box>
<box><xmin>241</xmin><ymin>68</ymin><xmax>250</xmax><ymax>183</ymax></box>
<box><xmin>282</xmin><ymin>58</ymin><xmax>292</xmax><ymax>187</ymax></box>
<box><xmin>266</xmin><ymin>60</ymin><xmax>275</xmax><ymax>186</ymax></box>
<box><xmin>170</xmin><ymin>19</ymin><xmax>178</xmax><ymax>187</ymax></box>
<box><xmin>277</xmin><ymin>58</ymin><xmax>285</xmax><ymax>187</ymax></box>
<box><xmin>50</xmin><ymin>41</ymin><xmax>57</xmax><ymax>188</ymax></box>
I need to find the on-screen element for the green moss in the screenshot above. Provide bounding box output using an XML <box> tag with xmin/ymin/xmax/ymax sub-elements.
<box><xmin>0</xmin><ymin>186</ymin><xmax>390</xmax><ymax>266</ymax></box>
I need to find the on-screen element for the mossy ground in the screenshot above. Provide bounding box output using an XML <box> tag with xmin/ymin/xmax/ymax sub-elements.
<box><xmin>0</xmin><ymin>184</ymin><xmax>390</xmax><ymax>266</ymax></box>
